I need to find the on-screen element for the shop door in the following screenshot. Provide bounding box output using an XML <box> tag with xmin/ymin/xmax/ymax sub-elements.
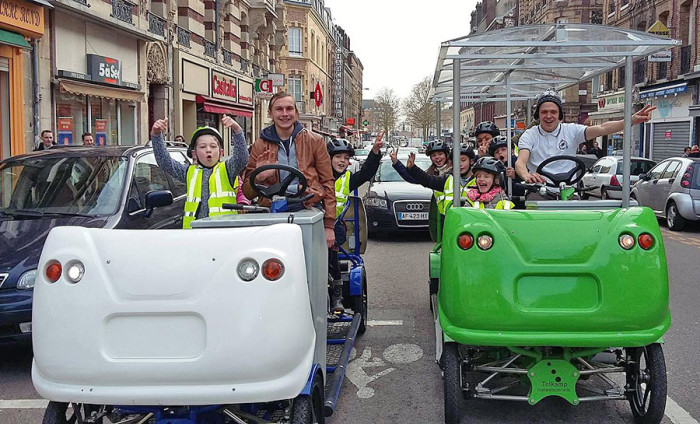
<box><xmin>0</xmin><ymin>57</ymin><xmax>10</xmax><ymax>159</ymax></box>
<box><xmin>651</xmin><ymin>121</ymin><xmax>691</xmax><ymax>161</ymax></box>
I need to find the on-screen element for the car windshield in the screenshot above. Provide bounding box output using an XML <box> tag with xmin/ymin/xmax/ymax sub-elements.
<box><xmin>377</xmin><ymin>158</ymin><xmax>431</xmax><ymax>182</ymax></box>
<box><xmin>617</xmin><ymin>160</ymin><xmax>655</xmax><ymax>176</ymax></box>
<box><xmin>354</xmin><ymin>149</ymin><xmax>370</xmax><ymax>157</ymax></box>
<box><xmin>0</xmin><ymin>155</ymin><xmax>129</xmax><ymax>216</ymax></box>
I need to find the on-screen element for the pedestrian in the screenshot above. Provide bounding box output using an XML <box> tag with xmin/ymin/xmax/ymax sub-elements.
<box><xmin>689</xmin><ymin>145</ymin><xmax>700</xmax><ymax>158</ymax></box>
<box><xmin>682</xmin><ymin>146</ymin><xmax>691</xmax><ymax>157</ymax></box>
<box><xmin>82</xmin><ymin>132</ymin><xmax>95</xmax><ymax>146</ymax></box>
<box><xmin>589</xmin><ymin>141</ymin><xmax>604</xmax><ymax>158</ymax></box>
<box><xmin>34</xmin><ymin>130</ymin><xmax>56</xmax><ymax>151</ymax></box>
<box><xmin>150</xmin><ymin>115</ymin><xmax>248</xmax><ymax>229</ymax></box>
<box><xmin>174</xmin><ymin>135</ymin><xmax>186</xmax><ymax>143</ymax></box>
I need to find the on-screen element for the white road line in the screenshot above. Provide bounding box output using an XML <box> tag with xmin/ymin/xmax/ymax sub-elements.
<box><xmin>0</xmin><ymin>399</ymin><xmax>49</xmax><ymax>409</ymax></box>
<box><xmin>666</xmin><ymin>396</ymin><xmax>699</xmax><ymax>424</ymax></box>
<box><xmin>366</xmin><ymin>320</ymin><xmax>403</xmax><ymax>326</ymax></box>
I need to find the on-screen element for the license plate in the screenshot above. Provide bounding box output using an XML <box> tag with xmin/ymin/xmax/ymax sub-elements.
<box><xmin>399</xmin><ymin>212</ymin><xmax>428</xmax><ymax>220</ymax></box>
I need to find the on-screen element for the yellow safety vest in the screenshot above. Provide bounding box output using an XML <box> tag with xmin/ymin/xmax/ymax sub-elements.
<box><xmin>335</xmin><ymin>170</ymin><xmax>351</xmax><ymax>217</ymax></box>
<box><xmin>441</xmin><ymin>175</ymin><xmax>476</xmax><ymax>214</ymax></box>
<box><xmin>467</xmin><ymin>198</ymin><xmax>515</xmax><ymax>210</ymax></box>
<box><xmin>183</xmin><ymin>162</ymin><xmax>238</xmax><ymax>229</ymax></box>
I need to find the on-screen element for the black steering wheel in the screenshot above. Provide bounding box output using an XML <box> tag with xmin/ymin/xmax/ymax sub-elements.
<box><xmin>248</xmin><ymin>164</ymin><xmax>308</xmax><ymax>199</ymax></box>
<box><xmin>535</xmin><ymin>155</ymin><xmax>587</xmax><ymax>187</ymax></box>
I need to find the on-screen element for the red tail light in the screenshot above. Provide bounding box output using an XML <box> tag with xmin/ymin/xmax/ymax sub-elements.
<box><xmin>680</xmin><ymin>166</ymin><xmax>693</xmax><ymax>188</ymax></box>
<box><xmin>458</xmin><ymin>233</ymin><xmax>474</xmax><ymax>250</ymax></box>
<box><xmin>262</xmin><ymin>259</ymin><xmax>284</xmax><ymax>281</ymax></box>
<box><xmin>610</xmin><ymin>175</ymin><xmax>620</xmax><ymax>187</ymax></box>
<box><xmin>638</xmin><ymin>233</ymin><xmax>655</xmax><ymax>250</ymax></box>
<box><xmin>46</xmin><ymin>262</ymin><xmax>62</xmax><ymax>283</ymax></box>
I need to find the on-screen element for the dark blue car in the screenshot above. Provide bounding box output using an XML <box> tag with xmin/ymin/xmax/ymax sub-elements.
<box><xmin>0</xmin><ymin>145</ymin><xmax>189</xmax><ymax>344</ymax></box>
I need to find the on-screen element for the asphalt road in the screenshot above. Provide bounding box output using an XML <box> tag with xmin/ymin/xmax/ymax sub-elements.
<box><xmin>1</xmin><ymin>222</ymin><xmax>699</xmax><ymax>424</ymax></box>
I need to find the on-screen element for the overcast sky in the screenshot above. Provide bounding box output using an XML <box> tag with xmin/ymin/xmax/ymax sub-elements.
<box><xmin>323</xmin><ymin>0</ymin><xmax>478</xmax><ymax>101</ymax></box>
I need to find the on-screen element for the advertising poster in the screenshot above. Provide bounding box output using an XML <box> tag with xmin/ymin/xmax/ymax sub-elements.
<box><xmin>57</xmin><ymin>117</ymin><xmax>74</xmax><ymax>145</ymax></box>
<box><xmin>95</xmin><ymin>119</ymin><xmax>108</xmax><ymax>146</ymax></box>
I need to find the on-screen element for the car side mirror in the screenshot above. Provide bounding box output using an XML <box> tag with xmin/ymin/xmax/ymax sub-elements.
<box><xmin>639</xmin><ymin>173</ymin><xmax>649</xmax><ymax>181</ymax></box>
<box><xmin>144</xmin><ymin>190</ymin><xmax>173</xmax><ymax>218</ymax></box>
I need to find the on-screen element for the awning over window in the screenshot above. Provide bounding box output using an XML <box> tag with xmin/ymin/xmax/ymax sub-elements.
<box><xmin>0</xmin><ymin>29</ymin><xmax>31</xmax><ymax>49</ymax></box>
<box><xmin>195</xmin><ymin>95</ymin><xmax>253</xmax><ymax>117</ymax></box>
<box><xmin>639</xmin><ymin>82</ymin><xmax>688</xmax><ymax>99</ymax></box>
<box><xmin>58</xmin><ymin>79</ymin><xmax>145</xmax><ymax>103</ymax></box>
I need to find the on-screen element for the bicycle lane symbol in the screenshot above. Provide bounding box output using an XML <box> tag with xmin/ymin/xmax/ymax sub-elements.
<box><xmin>345</xmin><ymin>343</ymin><xmax>424</xmax><ymax>399</ymax></box>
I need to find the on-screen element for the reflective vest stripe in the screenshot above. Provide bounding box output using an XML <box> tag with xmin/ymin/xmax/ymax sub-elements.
<box><xmin>335</xmin><ymin>170</ymin><xmax>351</xmax><ymax>217</ymax></box>
<box><xmin>183</xmin><ymin>162</ymin><xmax>238</xmax><ymax>229</ymax></box>
<box><xmin>441</xmin><ymin>176</ymin><xmax>476</xmax><ymax>214</ymax></box>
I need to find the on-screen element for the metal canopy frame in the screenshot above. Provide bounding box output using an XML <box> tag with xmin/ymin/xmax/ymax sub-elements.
<box><xmin>431</xmin><ymin>23</ymin><xmax>679</xmax><ymax>208</ymax></box>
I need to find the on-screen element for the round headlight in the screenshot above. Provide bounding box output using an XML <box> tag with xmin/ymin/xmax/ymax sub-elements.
<box><xmin>477</xmin><ymin>234</ymin><xmax>494</xmax><ymax>250</ymax></box>
<box><xmin>619</xmin><ymin>234</ymin><xmax>635</xmax><ymax>250</ymax></box>
<box><xmin>66</xmin><ymin>262</ymin><xmax>85</xmax><ymax>283</ymax></box>
<box><xmin>237</xmin><ymin>259</ymin><xmax>259</xmax><ymax>282</ymax></box>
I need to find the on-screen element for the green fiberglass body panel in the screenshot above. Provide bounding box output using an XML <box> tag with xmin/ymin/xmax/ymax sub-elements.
<box><xmin>438</xmin><ymin>206</ymin><xmax>670</xmax><ymax>347</ymax></box>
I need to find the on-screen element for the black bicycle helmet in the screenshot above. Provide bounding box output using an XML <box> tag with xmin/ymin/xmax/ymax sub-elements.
<box><xmin>534</xmin><ymin>90</ymin><xmax>564</xmax><ymax>120</ymax></box>
<box><xmin>472</xmin><ymin>156</ymin><xmax>506</xmax><ymax>176</ymax></box>
<box><xmin>188</xmin><ymin>126</ymin><xmax>224</xmax><ymax>157</ymax></box>
<box><xmin>425</xmin><ymin>139</ymin><xmax>450</xmax><ymax>156</ymax></box>
<box><xmin>456</xmin><ymin>143</ymin><xmax>475</xmax><ymax>160</ymax></box>
<box><xmin>474</xmin><ymin>121</ymin><xmax>500</xmax><ymax>138</ymax></box>
<box><xmin>488</xmin><ymin>135</ymin><xmax>509</xmax><ymax>156</ymax></box>
<box><xmin>327</xmin><ymin>138</ymin><xmax>355</xmax><ymax>157</ymax></box>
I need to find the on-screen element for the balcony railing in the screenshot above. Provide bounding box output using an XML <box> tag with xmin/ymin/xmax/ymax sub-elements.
<box><xmin>111</xmin><ymin>0</ymin><xmax>134</xmax><ymax>25</ymax></box>
<box><xmin>680</xmin><ymin>45</ymin><xmax>691</xmax><ymax>74</ymax></box>
<box><xmin>222</xmin><ymin>49</ymin><xmax>232</xmax><ymax>65</ymax></box>
<box><xmin>147</xmin><ymin>12</ymin><xmax>165</xmax><ymax>37</ymax></box>
<box><xmin>177</xmin><ymin>26</ymin><xmax>191</xmax><ymax>48</ymax></box>
<box><xmin>204</xmin><ymin>40</ymin><xmax>217</xmax><ymax>58</ymax></box>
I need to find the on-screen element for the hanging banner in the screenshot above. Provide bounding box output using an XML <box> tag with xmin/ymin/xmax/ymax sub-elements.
<box><xmin>94</xmin><ymin>119</ymin><xmax>107</xmax><ymax>146</ymax></box>
<box><xmin>57</xmin><ymin>117</ymin><xmax>73</xmax><ymax>145</ymax></box>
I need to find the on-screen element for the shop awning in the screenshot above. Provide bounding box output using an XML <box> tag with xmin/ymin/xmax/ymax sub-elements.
<box><xmin>639</xmin><ymin>82</ymin><xmax>688</xmax><ymax>99</ymax></box>
<box><xmin>195</xmin><ymin>95</ymin><xmax>253</xmax><ymax>117</ymax></box>
<box><xmin>0</xmin><ymin>29</ymin><xmax>31</xmax><ymax>49</ymax></box>
<box><xmin>27</xmin><ymin>0</ymin><xmax>53</xmax><ymax>8</ymax></box>
<box><xmin>58</xmin><ymin>79</ymin><xmax>145</xmax><ymax>102</ymax></box>
<box><xmin>587</xmin><ymin>109</ymin><xmax>625</xmax><ymax>121</ymax></box>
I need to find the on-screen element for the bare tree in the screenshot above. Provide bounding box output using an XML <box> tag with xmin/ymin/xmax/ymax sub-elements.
<box><xmin>374</xmin><ymin>87</ymin><xmax>401</xmax><ymax>138</ymax></box>
<box><xmin>402</xmin><ymin>77</ymin><xmax>435</xmax><ymax>141</ymax></box>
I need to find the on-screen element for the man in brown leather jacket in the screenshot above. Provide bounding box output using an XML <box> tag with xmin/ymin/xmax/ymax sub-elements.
<box><xmin>243</xmin><ymin>91</ymin><xmax>337</xmax><ymax>247</ymax></box>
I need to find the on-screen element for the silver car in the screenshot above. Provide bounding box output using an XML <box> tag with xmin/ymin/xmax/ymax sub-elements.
<box><xmin>581</xmin><ymin>156</ymin><xmax>655</xmax><ymax>199</ymax></box>
<box><xmin>631</xmin><ymin>157</ymin><xmax>700</xmax><ymax>231</ymax></box>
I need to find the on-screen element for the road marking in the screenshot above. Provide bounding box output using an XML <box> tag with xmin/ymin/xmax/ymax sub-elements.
<box><xmin>0</xmin><ymin>399</ymin><xmax>49</xmax><ymax>409</ymax></box>
<box><xmin>366</xmin><ymin>320</ymin><xmax>403</xmax><ymax>327</ymax></box>
<box><xmin>666</xmin><ymin>396</ymin><xmax>699</xmax><ymax>424</ymax></box>
<box><xmin>347</xmin><ymin>343</ymin><xmax>423</xmax><ymax>399</ymax></box>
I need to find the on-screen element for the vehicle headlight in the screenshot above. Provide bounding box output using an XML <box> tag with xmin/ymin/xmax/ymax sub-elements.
<box><xmin>17</xmin><ymin>269</ymin><xmax>37</xmax><ymax>290</ymax></box>
<box><xmin>365</xmin><ymin>197</ymin><xmax>387</xmax><ymax>208</ymax></box>
<box><xmin>237</xmin><ymin>258</ymin><xmax>260</xmax><ymax>281</ymax></box>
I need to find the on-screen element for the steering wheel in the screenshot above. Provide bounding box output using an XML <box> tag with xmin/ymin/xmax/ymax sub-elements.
<box><xmin>248</xmin><ymin>164</ymin><xmax>308</xmax><ymax>199</ymax></box>
<box><xmin>535</xmin><ymin>155</ymin><xmax>587</xmax><ymax>187</ymax></box>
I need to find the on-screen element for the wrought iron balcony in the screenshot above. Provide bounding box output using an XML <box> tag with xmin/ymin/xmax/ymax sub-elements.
<box><xmin>222</xmin><ymin>49</ymin><xmax>232</xmax><ymax>65</ymax></box>
<box><xmin>147</xmin><ymin>12</ymin><xmax>165</xmax><ymax>37</ymax></box>
<box><xmin>680</xmin><ymin>45</ymin><xmax>691</xmax><ymax>74</ymax></box>
<box><xmin>204</xmin><ymin>40</ymin><xmax>217</xmax><ymax>58</ymax></box>
<box><xmin>111</xmin><ymin>0</ymin><xmax>134</xmax><ymax>25</ymax></box>
<box><xmin>177</xmin><ymin>26</ymin><xmax>191</xmax><ymax>48</ymax></box>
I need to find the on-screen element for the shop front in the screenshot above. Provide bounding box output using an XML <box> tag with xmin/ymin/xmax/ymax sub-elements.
<box><xmin>53</xmin><ymin>10</ymin><xmax>149</xmax><ymax>146</ymax></box>
<box><xmin>588</xmin><ymin>91</ymin><xmax>628</xmax><ymax>155</ymax></box>
<box><xmin>639</xmin><ymin>82</ymin><xmax>693</xmax><ymax>161</ymax></box>
<box><xmin>0</xmin><ymin>0</ymin><xmax>48</xmax><ymax>158</ymax></box>
<box><xmin>175</xmin><ymin>52</ymin><xmax>254</xmax><ymax>155</ymax></box>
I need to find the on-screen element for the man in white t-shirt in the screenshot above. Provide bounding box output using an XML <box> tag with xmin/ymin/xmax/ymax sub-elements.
<box><xmin>515</xmin><ymin>91</ymin><xmax>655</xmax><ymax>184</ymax></box>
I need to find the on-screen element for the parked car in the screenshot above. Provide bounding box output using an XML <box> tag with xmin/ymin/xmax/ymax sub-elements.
<box><xmin>631</xmin><ymin>157</ymin><xmax>700</xmax><ymax>230</ymax></box>
<box><xmin>0</xmin><ymin>145</ymin><xmax>189</xmax><ymax>344</ymax></box>
<box><xmin>363</xmin><ymin>155</ymin><xmax>433</xmax><ymax>236</ymax></box>
<box><xmin>581</xmin><ymin>156</ymin><xmax>656</xmax><ymax>199</ymax></box>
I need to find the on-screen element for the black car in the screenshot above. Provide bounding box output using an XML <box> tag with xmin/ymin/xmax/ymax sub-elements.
<box><xmin>363</xmin><ymin>156</ymin><xmax>433</xmax><ymax>236</ymax></box>
<box><xmin>0</xmin><ymin>145</ymin><xmax>188</xmax><ymax>344</ymax></box>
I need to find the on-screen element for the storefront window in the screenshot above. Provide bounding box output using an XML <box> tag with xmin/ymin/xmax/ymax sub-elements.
<box><xmin>0</xmin><ymin>67</ymin><xmax>9</xmax><ymax>159</ymax></box>
<box><xmin>56</xmin><ymin>92</ymin><xmax>88</xmax><ymax>146</ymax></box>
<box><xmin>120</xmin><ymin>102</ymin><xmax>137</xmax><ymax>145</ymax></box>
<box><xmin>91</xmin><ymin>97</ymin><xmax>118</xmax><ymax>146</ymax></box>
<box><xmin>197</xmin><ymin>110</ymin><xmax>219</xmax><ymax>129</ymax></box>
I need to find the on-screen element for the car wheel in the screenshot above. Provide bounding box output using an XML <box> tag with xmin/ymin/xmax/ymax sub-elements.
<box><xmin>626</xmin><ymin>344</ymin><xmax>667</xmax><ymax>424</ymax></box>
<box><xmin>43</xmin><ymin>402</ymin><xmax>105</xmax><ymax>424</ymax></box>
<box><xmin>443</xmin><ymin>343</ymin><xmax>462</xmax><ymax>424</ymax></box>
<box><xmin>601</xmin><ymin>186</ymin><xmax>610</xmax><ymax>199</ymax></box>
<box><xmin>666</xmin><ymin>202</ymin><xmax>686</xmax><ymax>231</ymax></box>
<box><xmin>292</xmin><ymin>373</ymin><xmax>325</xmax><ymax>424</ymax></box>
<box><xmin>350</xmin><ymin>268</ymin><xmax>368</xmax><ymax>335</ymax></box>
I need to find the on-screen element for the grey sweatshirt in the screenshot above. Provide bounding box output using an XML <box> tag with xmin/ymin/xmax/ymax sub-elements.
<box><xmin>151</xmin><ymin>131</ymin><xmax>249</xmax><ymax>219</ymax></box>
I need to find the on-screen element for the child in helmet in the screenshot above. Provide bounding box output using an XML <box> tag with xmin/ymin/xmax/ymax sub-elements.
<box><xmin>474</xmin><ymin>121</ymin><xmax>500</xmax><ymax>158</ymax></box>
<box><xmin>467</xmin><ymin>156</ymin><xmax>514</xmax><ymax>210</ymax></box>
<box><xmin>424</xmin><ymin>140</ymin><xmax>452</xmax><ymax>176</ymax></box>
<box><xmin>150</xmin><ymin>116</ymin><xmax>249</xmax><ymax>228</ymax></box>
<box><xmin>489</xmin><ymin>136</ymin><xmax>524</xmax><ymax>208</ymax></box>
<box><xmin>327</xmin><ymin>133</ymin><xmax>384</xmax><ymax>313</ymax></box>
<box><xmin>404</xmin><ymin>143</ymin><xmax>477</xmax><ymax>215</ymax></box>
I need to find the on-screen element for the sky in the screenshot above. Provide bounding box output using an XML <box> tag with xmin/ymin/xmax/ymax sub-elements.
<box><xmin>323</xmin><ymin>0</ymin><xmax>479</xmax><ymax>101</ymax></box>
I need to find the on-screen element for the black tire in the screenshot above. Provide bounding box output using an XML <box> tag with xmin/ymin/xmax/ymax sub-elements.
<box><xmin>627</xmin><ymin>344</ymin><xmax>667</xmax><ymax>424</ymax></box>
<box><xmin>429</xmin><ymin>278</ymin><xmax>438</xmax><ymax>313</ymax></box>
<box><xmin>666</xmin><ymin>202</ymin><xmax>686</xmax><ymax>231</ymax></box>
<box><xmin>601</xmin><ymin>186</ymin><xmax>610</xmax><ymax>199</ymax></box>
<box><xmin>43</xmin><ymin>402</ymin><xmax>104</xmax><ymax>424</ymax></box>
<box><xmin>351</xmin><ymin>268</ymin><xmax>368</xmax><ymax>335</ymax></box>
<box><xmin>291</xmin><ymin>373</ymin><xmax>325</xmax><ymax>424</ymax></box>
<box><xmin>443</xmin><ymin>343</ymin><xmax>462</xmax><ymax>424</ymax></box>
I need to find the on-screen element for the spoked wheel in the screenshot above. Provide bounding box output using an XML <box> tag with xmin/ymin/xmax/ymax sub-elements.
<box><xmin>443</xmin><ymin>343</ymin><xmax>462</xmax><ymax>424</ymax></box>
<box><xmin>350</xmin><ymin>268</ymin><xmax>368</xmax><ymax>335</ymax></box>
<box><xmin>291</xmin><ymin>373</ymin><xmax>325</xmax><ymax>424</ymax></box>
<box><xmin>626</xmin><ymin>343</ymin><xmax>667</xmax><ymax>424</ymax></box>
<box><xmin>43</xmin><ymin>402</ymin><xmax>106</xmax><ymax>424</ymax></box>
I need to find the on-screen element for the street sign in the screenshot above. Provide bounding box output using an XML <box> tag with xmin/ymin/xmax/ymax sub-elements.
<box><xmin>268</xmin><ymin>73</ymin><xmax>285</xmax><ymax>86</ymax></box>
<box><xmin>314</xmin><ymin>82</ymin><xmax>323</xmax><ymax>107</ymax></box>
<box><xmin>363</xmin><ymin>119</ymin><xmax>369</xmax><ymax>126</ymax></box>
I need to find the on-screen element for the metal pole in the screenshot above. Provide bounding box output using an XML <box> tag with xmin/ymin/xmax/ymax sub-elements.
<box><xmin>622</xmin><ymin>55</ymin><xmax>633</xmax><ymax>207</ymax></box>
<box><xmin>506</xmin><ymin>73</ymin><xmax>512</xmax><ymax>195</ymax></box>
<box><xmin>436</xmin><ymin>101</ymin><xmax>441</xmax><ymax>139</ymax></box>
<box><xmin>453</xmin><ymin>58</ymin><xmax>461</xmax><ymax>208</ymax></box>
<box><xmin>526</xmin><ymin>98</ymin><xmax>532</xmax><ymax>126</ymax></box>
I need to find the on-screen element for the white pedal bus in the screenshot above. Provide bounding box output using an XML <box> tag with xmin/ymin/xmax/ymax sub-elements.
<box><xmin>32</xmin><ymin>164</ymin><xmax>367</xmax><ymax>424</ymax></box>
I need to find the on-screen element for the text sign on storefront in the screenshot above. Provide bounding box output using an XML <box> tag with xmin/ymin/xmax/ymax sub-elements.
<box><xmin>0</xmin><ymin>0</ymin><xmax>44</xmax><ymax>38</ymax></box>
<box><xmin>665</xmin><ymin>131</ymin><xmax>672</xmax><ymax>139</ymax></box>
<box><xmin>334</xmin><ymin>50</ymin><xmax>343</xmax><ymax>119</ymax></box>
<box><xmin>87</xmin><ymin>54</ymin><xmax>122</xmax><ymax>85</ymax></box>
<box><xmin>268</xmin><ymin>73</ymin><xmax>284</xmax><ymax>87</ymax></box>
<box><xmin>597</xmin><ymin>92</ymin><xmax>625</xmax><ymax>111</ymax></box>
<box><xmin>57</xmin><ymin>117</ymin><xmax>73</xmax><ymax>145</ymax></box>
<box><xmin>94</xmin><ymin>119</ymin><xmax>107</xmax><ymax>146</ymax></box>
<box><xmin>238</xmin><ymin>79</ymin><xmax>253</xmax><ymax>106</ymax></box>
<box><xmin>211</xmin><ymin>71</ymin><xmax>237</xmax><ymax>102</ymax></box>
